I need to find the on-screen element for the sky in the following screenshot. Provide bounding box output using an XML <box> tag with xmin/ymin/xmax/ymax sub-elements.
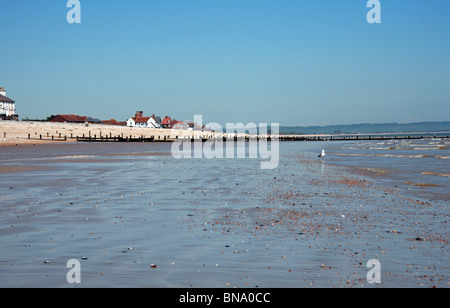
<box><xmin>1</xmin><ymin>0</ymin><xmax>449</xmax><ymax>126</ymax></box>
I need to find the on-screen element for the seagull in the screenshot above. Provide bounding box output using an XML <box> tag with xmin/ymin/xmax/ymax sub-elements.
<box><xmin>318</xmin><ymin>149</ymin><xmax>326</xmax><ymax>160</ymax></box>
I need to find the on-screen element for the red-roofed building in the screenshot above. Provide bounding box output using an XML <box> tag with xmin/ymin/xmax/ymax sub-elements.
<box><xmin>172</xmin><ymin>120</ymin><xmax>189</xmax><ymax>130</ymax></box>
<box><xmin>161</xmin><ymin>116</ymin><xmax>174</xmax><ymax>129</ymax></box>
<box><xmin>102</xmin><ymin>119</ymin><xmax>127</xmax><ymax>126</ymax></box>
<box><xmin>50</xmin><ymin>114</ymin><xmax>87</xmax><ymax>123</ymax></box>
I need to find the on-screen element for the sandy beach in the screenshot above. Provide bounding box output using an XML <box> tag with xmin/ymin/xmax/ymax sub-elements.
<box><xmin>0</xmin><ymin>121</ymin><xmax>220</xmax><ymax>146</ymax></box>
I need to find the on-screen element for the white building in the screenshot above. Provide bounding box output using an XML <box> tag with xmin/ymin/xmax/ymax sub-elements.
<box><xmin>172</xmin><ymin>122</ymin><xmax>189</xmax><ymax>130</ymax></box>
<box><xmin>0</xmin><ymin>87</ymin><xmax>18</xmax><ymax>120</ymax></box>
<box><xmin>127</xmin><ymin>111</ymin><xmax>161</xmax><ymax>129</ymax></box>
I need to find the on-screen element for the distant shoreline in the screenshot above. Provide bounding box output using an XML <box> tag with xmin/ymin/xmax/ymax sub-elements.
<box><xmin>279</xmin><ymin>121</ymin><xmax>450</xmax><ymax>135</ymax></box>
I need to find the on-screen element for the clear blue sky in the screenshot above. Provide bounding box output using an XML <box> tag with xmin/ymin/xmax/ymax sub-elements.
<box><xmin>1</xmin><ymin>0</ymin><xmax>449</xmax><ymax>126</ymax></box>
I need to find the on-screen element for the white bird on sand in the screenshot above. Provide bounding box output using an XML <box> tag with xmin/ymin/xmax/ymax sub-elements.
<box><xmin>318</xmin><ymin>149</ymin><xmax>326</xmax><ymax>160</ymax></box>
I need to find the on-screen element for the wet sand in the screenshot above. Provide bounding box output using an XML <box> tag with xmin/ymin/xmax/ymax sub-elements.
<box><xmin>0</xmin><ymin>142</ymin><xmax>448</xmax><ymax>288</ymax></box>
<box><xmin>329</xmin><ymin>139</ymin><xmax>450</xmax><ymax>201</ymax></box>
<box><xmin>0</xmin><ymin>165</ymin><xmax>50</xmax><ymax>174</ymax></box>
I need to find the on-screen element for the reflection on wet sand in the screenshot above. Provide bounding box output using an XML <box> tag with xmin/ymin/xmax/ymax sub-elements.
<box><xmin>0</xmin><ymin>165</ymin><xmax>50</xmax><ymax>174</ymax></box>
<box><xmin>406</xmin><ymin>181</ymin><xmax>444</xmax><ymax>188</ymax></box>
<box><xmin>104</xmin><ymin>152</ymin><xmax>173</xmax><ymax>157</ymax></box>
<box><xmin>422</xmin><ymin>171</ymin><xmax>450</xmax><ymax>178</ymax></box>
<box><xmin>353</xmin><ymin>167</ymin><xmax>389</xmax><ymax>176</ymax></box>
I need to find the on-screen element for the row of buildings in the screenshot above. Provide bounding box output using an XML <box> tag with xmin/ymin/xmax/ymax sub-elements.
<box><xmin>0</xmin><ymin>86</ymin><xmax>205</xmax><ymax>131</ymax></box>
<box><xmin>126</xmin><ymin>111</ymin><xmax>202</xmax><ymax>130</ymax></box>
<box><xmin>125</xmin><ymin>111</ymin><xmax>206</xmax><ymax>131</ymax></box>
<box><xmin>50</xmin><ymin>111</ymin><xmax>206</xmax><ymax>131</ymax></box>
<box><xmin>50</xmin><ymin>114</ymin><xmax>127</xmax><ymax>126</ymax></box>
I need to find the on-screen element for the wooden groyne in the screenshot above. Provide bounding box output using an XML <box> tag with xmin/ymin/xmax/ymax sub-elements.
<box><xmin>74</xmin><ymin>133</ymin><xmax>450</xmax><ymax>143</ymax></box>
<box><xmin>277</xmin><ymin>133</ymin><xmax>450</xmax><ymax>142</ymax></box>
<box><xmin>77</xmin><ymin>136</ymin><xmax>156</xmax><ymax>142</ymax></box>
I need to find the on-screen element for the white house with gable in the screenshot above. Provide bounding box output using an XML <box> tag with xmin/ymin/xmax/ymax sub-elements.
<box><xmin>127</xmin><ymin>111</ymin><xmax>161</xmax><ymax>129</ymax></box>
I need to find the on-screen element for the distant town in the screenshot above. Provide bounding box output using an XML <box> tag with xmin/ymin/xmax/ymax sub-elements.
<box><xmin>47</xmin><ymin>112</ymin><xmax>210</xmax><ymax>132</ymax></box>
<box><xmin>0</xmin><ymin>86</ymin><xmax>210</xmax><ymax>132</ymax></box>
